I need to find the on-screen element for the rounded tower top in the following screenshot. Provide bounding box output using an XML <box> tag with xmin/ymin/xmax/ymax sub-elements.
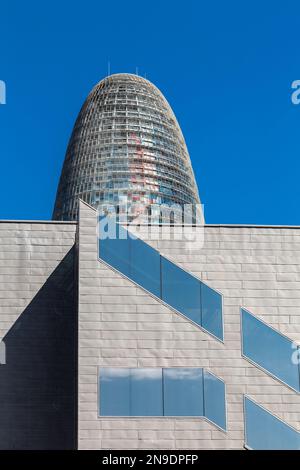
<box><xmin>53</xmin><ymin>73</ymin><xmax>202</xmax><ymax>222</ymax></box>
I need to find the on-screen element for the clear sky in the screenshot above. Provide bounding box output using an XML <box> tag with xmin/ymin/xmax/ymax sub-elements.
<box><xmin>1</xmin><ymin>0</ymin><xmax>300</xmax><ymax>224</ymax></box>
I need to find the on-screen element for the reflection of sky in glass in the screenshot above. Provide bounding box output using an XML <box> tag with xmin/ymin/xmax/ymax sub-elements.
<box><xmin>100</xmin><ymin>368</ymin><xmax>130</xmax><ymax>416</ymax></box>
<box><xmin>201</xmin><ymin>283</ymin><xmax>223</xmax><ymax>340</ymax></box>
<box><xmin>99</xmin><ymin>367</ymin><xmax>226</xmax><ymax>428</ymax></box>
<box><xmin>245</xmin><ymin>397</ymin><xmax>300</xmax><ymax>450</ymax></box>
<box><xmin>101</xmin><ymin>367</ymin><xmax>162</xmax><ymax>381</ymax></box>
<box><xmin>203</xmin><ymin>370</ymin><xmax>226</xmax><ymax>430</ymax></box>
<box><xmin>99</xmin><ymin>224</ymin><xmax>131</xmax><ymax>277</ymax></box>
<box><xmin>98</xmin><ymin>219</ymin><xmax>223</xmax><ymax>341</ymax></box>
<box><xmin>164</xmin><ymin>368</ymin><xmax>203</xmax><ymax>380</ymax></box>
<box><xmin>130</xmin><ymin>368</ymin><xmax>162</xmax><ymax>380</ymax></box>
<box><xmin>161</xmin><ymin>258</ymin><xmax>201</xmax><ymax>326</ymax></box>
<box><xmin>163</xmin><ymin>368</ymin><xmax>204</xmax><ymax>417</ymax></box>
<box><xmin>130</xmin><ymin>237</ymin><xmax>161</xmax><ymax>297</ymax></box>
<box><xmin>131</xmin><ymin>368</ymin><xmax>163</xmax><ymax>416</ymax></box>
<box><xmin>241</xmin><ymin>309</ymin><xmax>300</xmax><ymax>391</ymax></box>
<box><xmin>100</xmin><ymin>367</ymin><xmax>129</xmax><ymax>380</ymax></box>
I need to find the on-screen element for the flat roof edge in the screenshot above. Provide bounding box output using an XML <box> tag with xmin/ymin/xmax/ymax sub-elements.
<box><xmin>0</xmin><ymin>220</ymin><xmax>299</xmax><ymax>229</ymax></box>
<box><xmin>0</xmin><ymin>220</ymin><xmax>77</xmax><ymax>225</ymax></box>
<box><xmin>121</xmin><ymin>223</ymin><xmax>300</xmax><ymax>229</ymax></box>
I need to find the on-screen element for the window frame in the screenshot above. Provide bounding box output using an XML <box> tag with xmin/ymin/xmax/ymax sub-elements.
<box><xmin>97</xmin><ymin>366</ymin><xmax>227</xmax><ymax>432</ymax></box>
<box><xmin>98</xmin><ymin>222</ymin><xmax>224</xmax><ymax>343</ymax></box>
<box><xmin>240</xmin><ymin>308</ymin><xmax>300</xmax><ymax>393</ymax></box>
<box><xmin>243</xmin><ymin>395</ymin><xmax>300</xmax><ymax>450</ymax></box>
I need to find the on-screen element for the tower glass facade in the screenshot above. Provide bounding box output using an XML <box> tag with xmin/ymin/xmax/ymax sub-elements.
<box><xmin>53</xmin><ymin>74</ymin><xmax>201</xmax><ymax>222</ymax></box>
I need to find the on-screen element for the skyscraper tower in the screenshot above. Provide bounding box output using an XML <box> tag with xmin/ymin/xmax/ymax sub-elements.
<box><xmin>53</xmin><ymin>73</ymin><xmax>201</xmax><ymax>222</ymax></box>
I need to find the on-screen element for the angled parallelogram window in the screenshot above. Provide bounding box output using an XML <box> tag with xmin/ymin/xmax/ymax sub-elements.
<box><xmin>99</xmin><ymin>221</ymin><xmax>131</xmax><ymax>277</ymax></box>
<box><xmin>241</xmin><ymin>308</ymin><xmax>300</xmax><ymax>392</ymax></box>
<box><xmin>201</xmin><ymin>282</ymin><xmax>223</xmax><ymax>341</ymax></box>
<box><xmin>99</xmin><ymin>219</ymin><xmax>161</xmax><ymax>297</ymax></box>
<box><xmin>161</xmin><ymin>257</ymin><xmax>201</xmax><ymax>326</ymax></box>
<box><xmin>99</xmin><ymin>218</ymin><xmax>223</xmax><ymax>341</ymax></box>
<box><xmin>130</xmin><ymin>235</ymin><xmax>161</xmax><ymax>298</ymax></box>
<box><xmin>244</xmin><ymin>396</ymin><xmax>300</xmax><ymax>450</ymax></box>
<box><xmin>203</xmin><ymin>369</ymin><xmax>226</xmax><ymax>431</ymax></box>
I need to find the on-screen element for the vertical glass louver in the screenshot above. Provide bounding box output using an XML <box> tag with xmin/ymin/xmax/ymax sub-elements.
<box><xmin>53</xmin><ymin>74</ymin><xmax>201</xmax><ymax>222</ymax></box>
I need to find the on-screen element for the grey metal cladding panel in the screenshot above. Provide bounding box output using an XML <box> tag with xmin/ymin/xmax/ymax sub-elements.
<box><xmin>77</xmin><ymin>205</ymin><xmax>300</xmax><ymax>449</ymax></box>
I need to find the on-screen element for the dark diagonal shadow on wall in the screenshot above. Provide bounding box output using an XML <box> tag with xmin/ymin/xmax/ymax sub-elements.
<box><xmin>0</xmin><ymin>247</ymin><xmax>77</xmax><ymax>449</ymax></box>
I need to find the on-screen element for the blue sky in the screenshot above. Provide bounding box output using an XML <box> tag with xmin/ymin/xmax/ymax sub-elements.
<box><xmin>0</xmin><ymin>0</ymin><xmax>300</xmax><ymax>224</ymax></box>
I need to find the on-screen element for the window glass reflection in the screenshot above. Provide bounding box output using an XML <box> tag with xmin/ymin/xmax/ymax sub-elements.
<box><xmin>241</xmin><ymin>309</ymin><xmax>300</xmax><ymax>391</ymax></box>
<box><xmin>203</xmin><ymin>370</ymin><xmax>226</xmax><ymax>430</ymax></box>
<box><xmin>163</xmin><ymin>368</ymin><xmax>204</xmax><ymax>416</ymax></box>
<box><xmin>131</xmin><ymin>368</ymin><xmax>163</xmax><ymax>416</ymax></box>
<box><xmin>99</xmin><ymin>367</ymin><xmax>226</xmax><ymax>429</ymax></box>
<box><xmin>161</xmin><ymin>258</ymin><xmax>201</xmax><ymax>326</ymax></box>
<box><xmin>99</xmin><ymin>367</ymin><xmax>130</xmax><ymax>416</ymax></box>
<box><xmin>99</xmin><ymin>221</ymin><xmax>131</xmax><ymax>277</ymax></box>
<box><xmin>99</xmin><ymin>220</ymin><xmax>224</xmax><ymax>341</ymax></box>
<box><xmin>201</xmin><ymin>283</ymin><xmax>223</xmax><ymax>340</ymax></box>
<box><xmin>244</xmin><ymin>396</ymin><xmax>300</xmax><ymax>450</ymax></box>
<box><xmin>130</xmin><ymin>237</ymin><xmax>161</xmax><ymax>298</ymax></box>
